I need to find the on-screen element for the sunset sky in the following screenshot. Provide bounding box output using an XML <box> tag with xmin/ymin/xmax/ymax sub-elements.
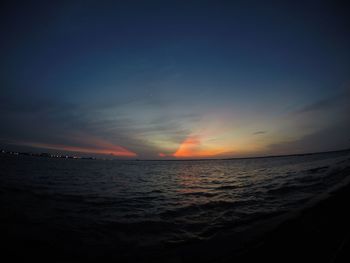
<box><xmin>1</xmin><ymin>1</ymin><xmax>350</xmax><ymax>159</ymax></box>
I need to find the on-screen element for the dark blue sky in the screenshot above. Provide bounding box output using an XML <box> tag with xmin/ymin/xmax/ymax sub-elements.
<box><xmin>1</xmin><ymin>0</ymin><xmax>350</xmax><ymax>158</ymax></box>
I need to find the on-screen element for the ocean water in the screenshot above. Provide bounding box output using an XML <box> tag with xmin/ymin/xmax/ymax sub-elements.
<box><xmin>1</xmin><ymin>150</ymin><xmax>350</xmax><ymax>261</ymax></box>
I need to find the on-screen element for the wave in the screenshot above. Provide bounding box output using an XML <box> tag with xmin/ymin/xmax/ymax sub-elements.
<box><xmin>306</xmin><ymin>166</ymin><xmax>329</xmax><ymax>174</ymax></box>
<box><xmin>1</xmin><ymin>150</ymin><xmax>350</xmax><ymax>260</ymax></box>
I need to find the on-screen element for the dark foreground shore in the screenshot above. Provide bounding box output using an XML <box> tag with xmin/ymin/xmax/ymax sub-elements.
<box><xmin>2</xmin><ymin>176</ymin><xmax>350</xmax><ymax>263</ymax></box>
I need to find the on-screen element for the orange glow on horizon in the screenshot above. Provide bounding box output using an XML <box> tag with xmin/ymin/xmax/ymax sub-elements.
<box><xmin>173</xmin><ymin>135</ymin><xmax>227</xmax><ymax>158</ymax></box>
<box><xmin>18</xmin><ymin>141</ymin><xmax>137</xmax><ymax>157</ymax></box>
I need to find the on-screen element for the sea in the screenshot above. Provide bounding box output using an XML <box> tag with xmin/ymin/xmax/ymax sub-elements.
<box><xmin>1</xmin><ymin>150</ymin><xmax>350</xmax><ymax>262</ymax></box>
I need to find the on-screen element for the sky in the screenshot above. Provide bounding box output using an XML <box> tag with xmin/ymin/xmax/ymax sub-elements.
<box><xmin>1</xmin><ymin>0</ymin><xmax>350</xmax><ymax>159</ymax></box>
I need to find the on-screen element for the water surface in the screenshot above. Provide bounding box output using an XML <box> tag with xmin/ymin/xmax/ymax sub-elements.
<box><xmin>1</xmin><ymin>151</ymin><xmax>350</xmax><ymax>261</ymax></box>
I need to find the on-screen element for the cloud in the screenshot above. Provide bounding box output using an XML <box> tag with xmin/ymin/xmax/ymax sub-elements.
<box><xmin>172</xmin><ymin>135</ymin><xmax>229</xmax><ymax>158</ymax></box>
<box><xmin>16</xmin><ymin>140</ymin><xmax>137</xmax><ymax>157</ymax></box>
<box><xmin>293</xmin><ymin>89</ymin><xmax>350</xmax><ymax>116</ymax></box>
<box><xmin>266</xmin><ymin>120</ymin><xmax>350</xmax><ymax>155</ymax></box>
<box><xmin>0</xmin><ymin>91</ymin><xmax>201</xmax><ymax>158</ymax></box>
<box><xmin>253</xmin><ymin>130</ymin><xmax>266</xmax><ymax>135</ymax></box>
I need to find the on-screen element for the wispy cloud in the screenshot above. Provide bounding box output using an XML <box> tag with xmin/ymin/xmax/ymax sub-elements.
<box><xmin>0</xmin><ymin>92</ymin><xmax>202</xmax><ymax>158</ymax></box>
<box><xmin>266</xmin><ymin>120</ymin><xmax>350</xmax><ymax>155</ymax></box>
<box><xmin>294</xmin><ymin>93</ymin><xmax>347</xmax><ymax>115</ymax></box>
<box><xmin>16</xmin><ymin>141</ymin><xmax>137</xmax><ymax>157</ymax></box>
<box><xmin>172</xmin><ymin>135</ymin><xmax>230</xmax><ymax>158</ymax></box>
<box><xmin>253</xmin><ymin>130</ymin><xmax>266</xmax><ymax>135</ymax></box>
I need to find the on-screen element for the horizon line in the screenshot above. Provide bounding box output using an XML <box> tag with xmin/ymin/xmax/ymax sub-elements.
<box><xmin>2</xmin><ymin>148</ymin><xmax>349</xmax><ymax>162</ymax></box>
<box><xmin>137</xmin><ymin>148</ymin><xmax>350</xmax><ymax>161</ymax></box>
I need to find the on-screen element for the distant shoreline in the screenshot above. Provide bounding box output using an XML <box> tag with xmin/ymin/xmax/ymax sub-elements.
<box><xmin>1</xmin><ymin>148</ymin><xmax>350</xmax><ymax>162</ymax></box>
<box><xmin>148</xmin><ymin>148</ymin><xmax>350</xmax><ymax>162</ymax></box>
